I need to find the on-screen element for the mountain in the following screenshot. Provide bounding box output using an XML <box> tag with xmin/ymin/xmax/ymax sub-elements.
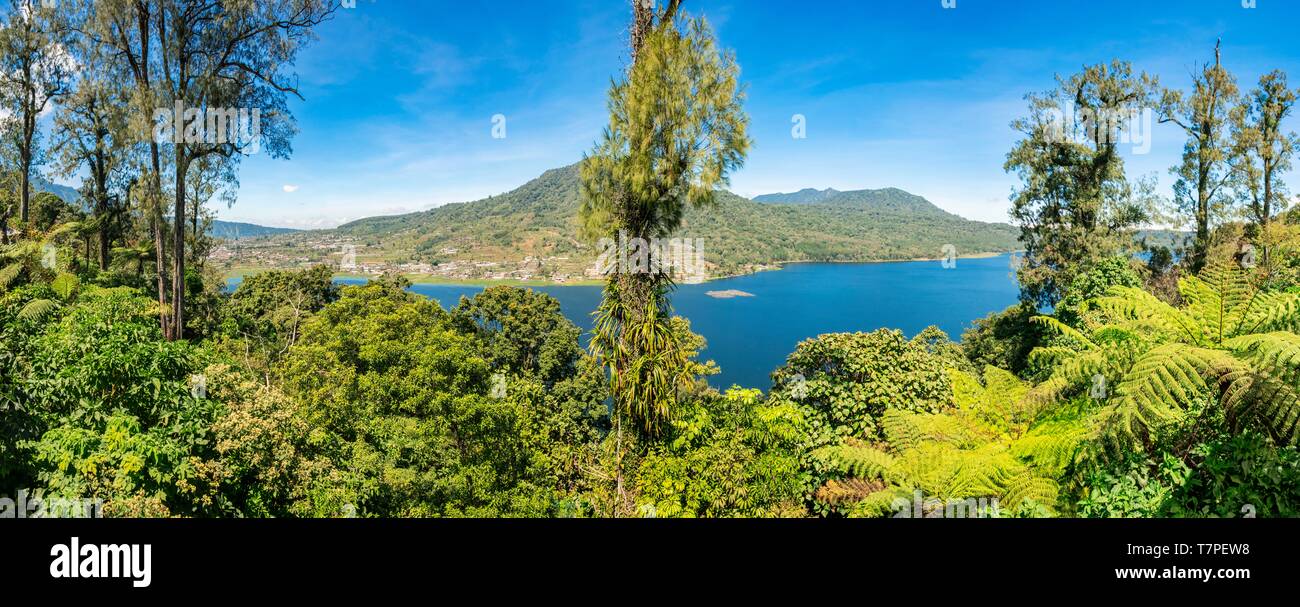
<box><xmin>754</xmin><ymin>186</ymin><xmax>954</xmax><ymax>216</ymax></box>
<box><xmin>217</xmin><ymin>164</ymin><xmax>1021</xmax><ymax>281</ymax></box>
<box><xmin>752</xmin><ymin>188</ymin><xmax>842</xmax><ymax>205</ymax></box>
<box><xmin>32</xmin><ymin>176</ymin><xmax>296</xmax><ymax>241</ymax></box>
<box><xmin>211</xmin><ymin>221</ymin><xmax>299</xmax><ymax>240</ymax></box>
<box><xmin>33</xmin><ymin>177</ymin><xmax>83</xmax><ymax>206</ymax></box>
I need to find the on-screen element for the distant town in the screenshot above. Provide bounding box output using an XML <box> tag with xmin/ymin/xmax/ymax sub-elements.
<box><xmin>211</xmin><ymin>233</ymin><xmax>732</xmax><ymax>284</ymax></box>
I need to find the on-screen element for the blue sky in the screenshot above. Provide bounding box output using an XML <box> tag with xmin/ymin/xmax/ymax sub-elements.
<box><xmin>205</xmin><ymin>0</ymin><xmax>1300</xmax><ymax>228</ymax></box>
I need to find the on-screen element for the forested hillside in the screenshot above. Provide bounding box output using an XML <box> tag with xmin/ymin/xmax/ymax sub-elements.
<box><xmin>225</xmin><ymin>164</ymin><xmax>1020</xmax><ymax>281</ymax></box>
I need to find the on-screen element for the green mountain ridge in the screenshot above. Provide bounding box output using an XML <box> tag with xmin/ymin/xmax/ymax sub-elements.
<box><xmin>752</xmin><ymin>186</ymin><xmax>950</xmax><ymax>217</ymax></box>
<box><xmin>210</xmin><ymin>221</ymin><xmax>300</xmax><ymax>240</ymax></box>
<box><xmin>220</xmin><ymin>163</ymin><xmax>1021</xmax><ymax>280</ymax></box>
<box><xmin>34</xmin><ymin>177</ymin><xmax>296</xmax><ymax>240</ymax></box>
<box><xmin>752</xmin><ymin>187</ymin><xmax>842</xmax><ymax>205</ymax></box>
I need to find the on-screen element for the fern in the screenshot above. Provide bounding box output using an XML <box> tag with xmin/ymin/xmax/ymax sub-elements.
<box><xmin>0</xmin><ymin>262</ymin><xmax>20</xmax><ymax>292</ymax></box>
<box><xmin>1029</xmin><ymin>258</ymin><xmax>1300</xmax><ymax>452</ymax></box>
<box><xmin>18</xmin><ymin>298</ymin><xmax>58</xmax><ymax>321</ymax></box>
<box><xmin>816</xmin><ymin>478</ymin><xmax>886</xmax><ymax>506</ymax></box>
<box><xmin>880</xmin><ymin>409</ymin><xmax>985</xmax><ymax>451</ymax></box>
<box><xmin>812</xmin><ymin>440</ymin><xmax>897</xmax><ymax>482</ymax></box>
<box><xmin>1010</xmin><ymin>412</ymin><xmax>1094</xmax><ymax>475</ymax></box>
<box><xmin>1001</xmin><ymin>471</ymin><xmax>1060</xmax><ymax>514</ymax></box>
<box><xmin>50</xmin><ymin>273</ymin><xmax>79</xmax><ymax>300</ymax></box>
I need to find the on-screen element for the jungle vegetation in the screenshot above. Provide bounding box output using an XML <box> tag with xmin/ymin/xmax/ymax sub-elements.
<box><xmin>1</xmin><ymin>1</ymin><xmax>1298</xmax><ymax>518</ymax></box>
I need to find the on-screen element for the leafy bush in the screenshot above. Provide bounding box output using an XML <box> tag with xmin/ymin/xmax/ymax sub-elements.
<box><xmin>277</xmin><ymin>281</ymin><xmax>586</xmax><ymax>517</ymax></box>
<box><xmin>634</xmin><ymin>388</ymin><xmax>807</xmax><ymax>518</ymax></box>
<box><xmin>452</xmin><ymin>285</ymin><xmax>582</xmax><ymax>385</ymax></box>
<box><xmin>961</xmin><ymin>303</ymin><xmax>1044</xmax><ymax>377</ymax></box>
<box><xmin>1054</xmin><ymin>256</ymin><xmax>1143</xmax><ymax>329</ymax></box>
<box><xmin>17</xmin><ymin>289</ymin><xmax>219</xmax><ymax>515</ymax></box>
<box><xmin>772</xmin><ymin>329</ymin><xmax>952</xmax><ymax>443</ymax></box>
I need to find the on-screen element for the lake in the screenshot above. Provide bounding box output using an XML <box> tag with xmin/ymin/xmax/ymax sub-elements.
<box><xmin>228</xmin><ymin>254</ymin><xmax>1020</xmax><ymax>391</ymax></box>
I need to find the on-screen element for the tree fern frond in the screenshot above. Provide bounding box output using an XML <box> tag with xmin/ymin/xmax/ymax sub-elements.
<box><xmin>1027</xmin><ymin>346</ymin><xmax>1079</xmax><ymax>369</ymax></box>
<box><xmin>1092</xmin><ymin>286</ymin><xmax>1203</xmax><ymax>345</ymax></box>
<box><xmin>1010</xmin><ymin>417</ymin><xmax>1094</xmax><ymax>475</ymax></box>
<box><xmin>1226</xmin><ymin>332</ymin><xmax>1300</xmax><ymax>385</ymax></box>
<box><xmin>983</xmin><ymin>366</ymin><xmax>1030</xmax><ymax>410</ymax></box>
<box><xmin>940</xmin><ymin>444</ymin><xmax>1025</xmax><ymax>499</ymax></box>
<box><xmin>50</xmin><ymin>272</ymin><xmax>79</xmax><ymax>300</ymax></box>
<box><xmin>1031</xmin><ymin>315</ymin><xmax>1094</xmax><ymax>345</ymax></box>
<box><xmin>1180</xmin><ymin>260</ymin><xmax>1256</xmax><ymax>343</ymax></box>
<box><xmin>1093</xmin><ymin>345</ymin><xmax>1241</xmax><ymax>451</ymax></box>
<box><xmin>1025</xmin><ymin>347</ymin><xmax>1115</xmax><ymax>409</ymax></box>
<box><xmin>18</xmin><ymin>298</ymin><xmax>58</xmax><ymax>321</ymax></box>
<box><xmin>846</xmin><ymin>486</ymin><xmax>911</xmax><ymax>518</ymax></box>
<box><xmin>1224</xmin><ymin>372</ymin><xmax>1300</xmax><ymax>446</ymax></box>
<box><xmin>1000</xmin><ymin>471</ymin><xmax>1059</xmax><ymax>515</ymax></box>
<box><xmin>881</xmin><ymin>410</ymin><xmax>988</xmax><ymax>451</ymax></box>
<box><xmin>41</xmin><ymin>221</ymin><xmax>82</xmax><ymax>244</ymax></box>
<box><xmin>815</xmin><ymin>478</ymin><xmax>886</xmax><ymax>506</ymax></box>
<box><xmin>949</xmin><ymin>369</ymin><xmax>985</xmax><ymax>410</ymax></box>
<box><xmin>0</xmin><ymin>263</ymin><xmax>20</xmax><ymax>292</ymax></box>
<box><xmin>812</xmin><ymin>440</ymin><xmax>897</xmax><ymax>481</ymax></box>
<box><xmin>1238</xmin><ymin>290</ymin><xmax>1300</xmax><ymax>336</ymax></box>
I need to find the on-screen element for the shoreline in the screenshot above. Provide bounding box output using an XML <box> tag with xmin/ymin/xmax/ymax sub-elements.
<box><xmin>224</xmin><ymin>250</ymin><xmax>1022</xmax><ymax>288</ymax></box>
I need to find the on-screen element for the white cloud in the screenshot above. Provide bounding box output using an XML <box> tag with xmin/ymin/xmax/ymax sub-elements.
<box><xmin>282</xmin><ymin>185</ymin><xmax>300</xmax><ymax>193</ymax></box>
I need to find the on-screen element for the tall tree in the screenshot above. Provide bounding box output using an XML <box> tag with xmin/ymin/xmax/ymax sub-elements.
<box><xmin>1158</xmin><ymin>41</ymin><xmax>1239</xmax><ymax>273</ymax></box>
<box><xmin>81</xmin><ymin>0</ymin><xmax>173</xmax><ymax>336</ymax></box>
<box><xmin>0</xmin><ymin>0</ymin><xmax>71</xmax><ymax>229</ymax></box>
<box><xmin>51</xmin><ymin>44</ymin><xmax>130</xmax><ymax>270</ymax></box>
<box><xmin>149</xmin><ymin>0</ymin><xmax>334</xmax><ymax>340</ymax></box>
<box><xmin>1231</xmin><ymin>70</ymin><xmax>1297</xmax><ymax>231</ymax></box>
<box><xmin>1006</xmin><ymin>60</ymin><xmax>1157</xmax><ymax>308</ymax></box>
<box><xmin>579</xmin><ymin>0</ymin><xmax>749</xmax><ymax>513</ymax></box>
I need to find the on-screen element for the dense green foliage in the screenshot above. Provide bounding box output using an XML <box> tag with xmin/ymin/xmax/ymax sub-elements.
<box><xmin>3</xmin><ymin>1</ymin><xmax>1298</xmax><ymax>521</ymax></box>
<box><xmin>772</xmin><ymin>329</ymin><xmax>954</xmax><ymax>442</ymax></box>
<box><xmin>1006</xmin><ymin>60</ymin><xmax>1158</xmax><ymax>307</ymax></box>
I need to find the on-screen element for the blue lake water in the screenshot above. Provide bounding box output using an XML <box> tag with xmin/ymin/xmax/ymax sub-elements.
<box><xmin>227</xmin><ymin>254</ymin><xmax>1020</xmax><ymax>391</ymax></box>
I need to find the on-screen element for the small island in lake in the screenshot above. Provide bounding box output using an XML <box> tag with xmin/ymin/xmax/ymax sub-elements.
<box><xmin>706</xmin><ymin>289</ymin><xmax>755</xmax><ymax>299</ymax></box>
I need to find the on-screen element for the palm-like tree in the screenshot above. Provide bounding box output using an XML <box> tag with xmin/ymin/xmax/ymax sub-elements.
<box><xmin>1029</xmin><ymin>260</ymin><xmax>1300</xmax><ymax>453</ymax></box>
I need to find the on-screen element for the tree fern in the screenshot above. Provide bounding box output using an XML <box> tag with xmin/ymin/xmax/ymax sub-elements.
<box><xmin>1030</xmin><ymin>258</ymin><xmax>1300</xmax><ymax>453</ymax></box>
<box><xmin>811</xmin><ymin>440</ymin><xmax>897</xmax><ymax>482</ymax></box>
<box><xmin>18</xmin><ymin>298</ymin><xmax>59</xmax><ymax>321</ymax></box>
<box><xmin>50</xmin><ymin>273</ymin><xmax>80</xmax><ymax>300</ymax></box>
<box><xmin>1010</xmin><ymin>413</ymin><xmax>1094</xmax><ymax>475</ymax></box>
<box><xmin>0</xmin><ymin>262</ymin><xmax>20</xmax><ymax>292</ymax></box>
<box><xmin>812</xmin><ymin>368</ymin><xmax>1067</xmax><ymax>517</ymax></box>
<box><xmin>880</xmin><ymin>409</ymin><xmax>986</xmax><ymax>451</ymax></box>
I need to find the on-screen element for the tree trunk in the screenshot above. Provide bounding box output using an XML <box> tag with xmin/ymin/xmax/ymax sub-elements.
<box><xmin>131</xmin><ymin>2</ymin><xmax>171</xmax><ymax>339</ymax></box>
<box><xmin>172</xmin><ymin>151</ymin><xmax>189</xmax><ymax>341</ymax></box>
<box><xmin>98</xmin><ymin>205</ymin><xmax>110</xmax><ymax>272</ymax></box>
<box><xmin>605</xmin><ymin>0</ymin><xmax>684</xmax><ymax>517</ymax></box>
<box><xmin>615</xmin><ymin>414</ymin><xmax>624</xmax><ymax>517</ymax></box>
<box><xmin>19</xmin><ymin>157</ymin><xmax>30</xmax><ymax>226</ymax></box>
<box><xmin>19</xmin><ymin>65</ymin><xmax>34</xmax><ymax>227</ymax></box>
<box><xmin>151</xmin><ymin>206</ymin><xmax>168</xmax><ymax>337</ymax></box>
